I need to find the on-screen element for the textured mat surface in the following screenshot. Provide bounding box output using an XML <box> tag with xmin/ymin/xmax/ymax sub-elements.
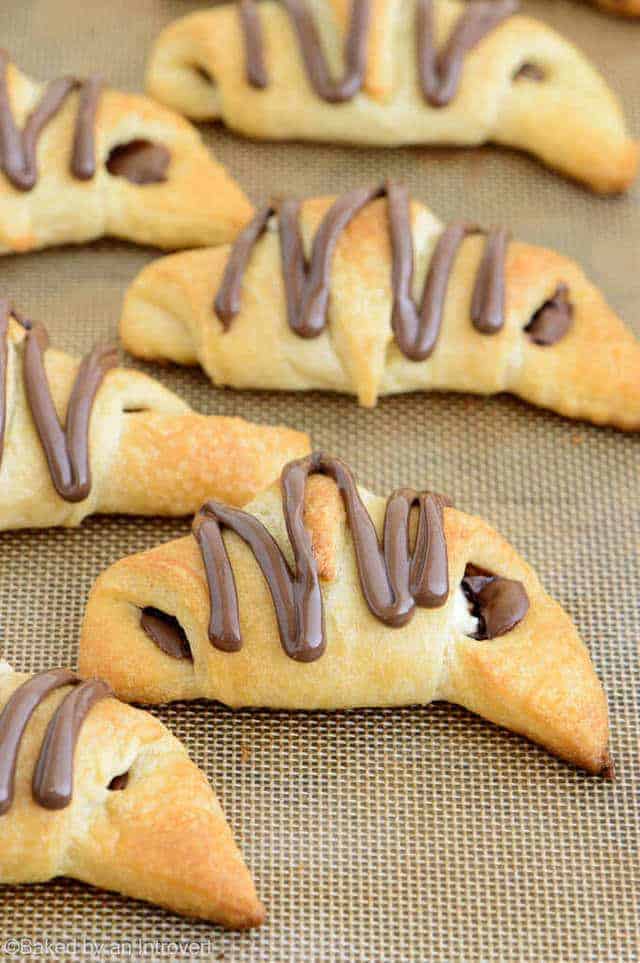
<box><xmin>0</xmin><ymin>1</ymin><xmax>638</xmax><ymax>960</ymax></box>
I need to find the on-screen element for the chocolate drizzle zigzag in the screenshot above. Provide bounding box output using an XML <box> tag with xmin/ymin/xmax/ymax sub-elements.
<box><xmin>141</xmin><ymin>453</ymin><xmax>531</xmax><ymax>664</ymax></box>
<box><xmin>215</xmin><ymin>180</ymin><xmax>509</xmax><ymax>360</ymax></box>
<box><xmin>192</xmin><ymin>451</ymin><xmax>451</xmax><ymax>663</ymax></box>
<box><xmin>0</xmin><ymin>669</ymin><xmax>111</xmax><ymax>814</ymax></box>
<box><xmin>0</xmin><ymin>300</ymin><xmax>117</xmax><ymax>502</ymax></box>
<box><xmin>0</xmin><ymin>50</ymin><xmax>102</xmax><ymax>191</ymax></box>
<box><xmin>237</xmin><ymin>0</ymin><xmax>518</xmax><ymax>106</ymax></box>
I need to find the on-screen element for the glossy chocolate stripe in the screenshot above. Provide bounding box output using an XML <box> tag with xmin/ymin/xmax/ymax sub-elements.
<box><xmin>216</xmin><ymin>186</ymin><xmax>384</xmax><ymax>335</ymax></box>
<box><xmin>0</xmin><ymin>51</ymin><xmax>102</xmax><ymax>191</ymax></box>
<box><xmin>193</xmin><ymin>452</ymin><xmax>450</xmax><ymax>663</ymax></box>
<box><xmin>23</xmin><ymin>324</ymin><xmax>117</xmax><ymax>502</ymax></box>
<box><xmin>32</xmin><ymin>679</ymin><xmax>111</xmax><ymax>810</ymax></box>
<box><xmin>215</xmin><ymin>204</ymin><xmax>275</xmax><ymax>326</ymax></box>
<box><xmin>0</xmin><ymin>669</ymin><xmax>78</xmax><ymax>814</ymax></box>
<box><xmin>418</xmin><ymin>0</ymin><xmax>518</xmax><ymax>106</ymax></box>
<box><xmin>215</xmin><ymin>181</ymin><xmax>508</xmax><ymax>360</ymax></box>
<box><xmin>240</xmin><ymin>0</ymin><xmax>370</xmax><ymax>102</ymax></box>
<box><xmin>286</xmin><ymin>185</ymin><xmax>382</xmax><ymax>337</ymax></box>
<box><xmin>237</xmin><ymin>0</ymin><xmax>517</xmax><ymax>107</ymax></box>
<box><xmin>71</xmin><ymin>75</ymin><xmax>103</xmax><ymax>181</ymax></box>
<box><xmin>470</xmin><ymin>226</ymin><xmax>510</xmax><ymax>334</ymax></box>
<box><xmin>239</xmin><ymin>0</ymin><xmax>269</xmax><ymax>88</ymax></box>
<box><xmin>4</xmin><ymin>74</ymin><xmax>76</xmax><ymax>190</ymax></box>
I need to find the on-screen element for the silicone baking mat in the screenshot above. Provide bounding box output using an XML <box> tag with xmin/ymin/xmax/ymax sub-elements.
<box><xmin>0</xmin><ymin>1</ymin><xmax>638</xmax><ymax>960</ymax></box>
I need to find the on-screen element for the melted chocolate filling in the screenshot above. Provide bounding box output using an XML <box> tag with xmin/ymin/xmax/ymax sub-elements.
<box><xmin>108</xmin><ymin>771</ymin><xmax>130</xmax><ymax>791</ymax></box>
<box><xmin>462</xmin><ymin>563</ymin><xmax>529</xmax><ymax>640</ymax></box>
<box><xmin>194</xmin><ymin>64</ymin><xmax>215</xmax><ymax>85</ymax></box>
<box><xmin>525</xmin><ymin>285</ymin><xmax>573</xmax><ymax>346</ymax></box>
<box><xmin>513</xmin><ymin>62</ymin><xmax>546</xmax><ymax>82</ymax></box>
<box><xmin>140</xmin><ymin>607</ymin><xmax>193</xmax><ymax>661</ymax></box>
<box><xmin>106</xmin><ymin>140</ymin><xmax>170</xmax><ymax>185</ymax></box>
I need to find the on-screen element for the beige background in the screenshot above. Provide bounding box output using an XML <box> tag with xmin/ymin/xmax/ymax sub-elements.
<box><xmin>0</xmin><ymin>1</ymin><xmax>638</xmax><ymax>960</ymax></box>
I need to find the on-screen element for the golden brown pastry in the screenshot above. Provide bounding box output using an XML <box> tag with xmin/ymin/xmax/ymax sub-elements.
<box><xmin>0</xmin><ymin>663</ymin><xmax>264</xmax><ymax>927</ymax></box>
<box><xmin>0</xmin><ymin>52</ymin><xmax>253</xmax><ymax>254</ymax></box>
<box><xmin>80</xmin><ymin>452</ymin><xmax>611</xmax><ymax>776</ymax></box>
<box><xmin>0</xmin><ymin>300</ymin><xmax>308</xmax><ymax>529</ymax></box>
<box><xmin>120</xmin><ymin>183</ymin><xmax>640</xmax><ymax>431</ymax></box>
<box><xmin>594</xmin><ymin>0</ymin><xmax>640</xmax><ymax>15</ymax></box>
<box><xmin>145</xmin><ymin>0</ymin><xmax>638</xmax><ymax>193</ymax></box>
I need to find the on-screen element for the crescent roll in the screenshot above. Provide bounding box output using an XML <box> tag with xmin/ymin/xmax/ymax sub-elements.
<box><xmin>120</xmin><ymin>183</ymin><xmax>640</xmax><ymax>431</ymax></box>
<box><xmin>79</xmin><ymin>452</ymin><xmax>611</xmax><ymax>777</ymax></box>
<box><xmin>0</xmin><ymin>301</ymin><xmax>308</xmax><ymax>530</ymax></box>
<box><xmin>0</xmin><ymin>52</ymin><xmax>253</xmax><ymax>255</ymax></box>
<box><xmin>0</xmin><ymin>664</ymin><xmax>264</xmax><ymax>927</ymax></box>
<box><xmin>145</xmin><ymin>0</ymin><xmax>638</xmax><ymax>193</ymax></box>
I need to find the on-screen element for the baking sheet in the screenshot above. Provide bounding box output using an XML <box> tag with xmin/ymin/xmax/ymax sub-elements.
<box><xmin>0</xmin><ymin>1</ymin><xmax>638</xmax><ymax>960</ymax></box>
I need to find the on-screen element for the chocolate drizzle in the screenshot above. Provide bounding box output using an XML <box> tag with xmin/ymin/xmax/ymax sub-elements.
<box><xmin>32</xmin><ymin>678</ymin><xmax>111</xmax><ymax>810</ymax></box>
<box><xmin>240</xmin><ymin>0</ymin><xmax>370</xmax><ymax>102</ymax></box>
<box><xmin>0</xmin><ymin>51</ymin><xmax>102</xmax><ymax>191</ymax></box>
<box><xmin>237</xmin><ymin>0</ymin><xmax>517</xmax><ymax>107</ymax></box>
<box><xmin>0</xmin><ymin>301</ymin><xmax>118</xmax><ymax>502</ymax></box>
<box><xmin>215</xmin><ymin>181</ymin><xmax>509</xmax><ymax>359</ymax></box>
<box><xmin>417</xmin><ymin>0</ymin><xmax>518</xmax><ymax>106</ymax></box>
<box><xmin>462</xmin><ymin>564</ymin><xmax>529</xmax><ymax>640</ymax></box>
<box><xmin>191</xmin><ymin>451</ymin><xmax>450</xmax><ymax>663</ymax></box>
<box><xmin>0</xmin><ymin>669</ymin><xmax>111</xmax><ymax>814</ymax></box>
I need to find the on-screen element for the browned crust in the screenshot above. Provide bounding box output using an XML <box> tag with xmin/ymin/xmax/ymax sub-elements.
<box><xmin>594</xmin><ymin>0</ymin><xmax>640</xmax><ymax>15</ymax></box>
<box><xmin>0</xmin><ymin>321</ymin><xmax>310</xmax><ymax>529</ymax></box>
<box><xmin>102</xmin><ymin>411</ymin><xmax>310</xmax><ymax>514</ymax></box>
<box><xmin>0</xmin><ymin>671</ymin><xmax>265</xmax><ymax>927</ymax></box>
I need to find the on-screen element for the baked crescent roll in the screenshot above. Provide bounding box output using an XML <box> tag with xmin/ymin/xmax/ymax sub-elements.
<box><xmin>120</xmin><ymin>183</ymin><xmax>640</xmax><ymax>431</ymax></box>
<box><xmin>0</xmin><ymin>664</ymin><xmax>264</xmax><ymax>927</ymax></box>
<box><xmin>145</xmin><ymin>0</ymin><xmax>638</xmax><ymax>193</ymax></box>
<box><xmin>0</xmin><ymin>301</ymin><xmax>309</xmax><ymax>530</ymax></box>
<box><xmin>79</xmin><ymin>452</ymin><xmax>611</xmax><ymax>777</ymax></box>
<box><xmin>0</xmin><ymin>52</ymin><xmax>253</xmax><ymax>255</ymax></box>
